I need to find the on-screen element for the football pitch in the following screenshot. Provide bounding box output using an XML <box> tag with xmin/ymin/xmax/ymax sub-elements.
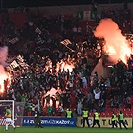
<box><xmin>0</xmin><ymin>126</ymin><xmax>133</xmax><ymax>133</ymax></box>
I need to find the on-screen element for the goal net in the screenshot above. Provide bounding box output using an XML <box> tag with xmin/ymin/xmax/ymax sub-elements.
<box><xmin>0</xmin><ymin>100</ymin><xmax>25</xmax><ymax>126</ymax></box>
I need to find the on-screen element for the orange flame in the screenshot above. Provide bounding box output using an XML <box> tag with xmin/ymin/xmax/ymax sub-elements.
<box><xmin>0</xmin><ymin>65</ymin><xmax>11</xmax><ymax>93</ymax></box>
<box><xmin>56</xmin><ymin>60</ymin><xmax>75</xmax><ymax>72</ymax></box>
<box><xmin>94</xmin><ymin>18</ymin><xmax>131</xmax><ymax>64</ymax></box>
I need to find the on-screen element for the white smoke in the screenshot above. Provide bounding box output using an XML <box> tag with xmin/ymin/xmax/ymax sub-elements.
<box><xmin>0</xmin><ymin>46</ymin><xmax>8</xmax><ymax>66</ymax></box>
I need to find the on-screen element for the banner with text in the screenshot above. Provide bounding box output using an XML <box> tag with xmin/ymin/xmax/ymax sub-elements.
<box><xmin>78</xmin><ymin>11</ymin><xmax>91</xmax><ymax>20</ymax></box>
<box><xmin>22</xmin><ymin>117</ymin><xmax>76</xmax><ymax>127</ymax></box>
<box><xmin>77</xmin><ymin>117</ymin><xmax>132</xmax><ymax>128</ymax></box>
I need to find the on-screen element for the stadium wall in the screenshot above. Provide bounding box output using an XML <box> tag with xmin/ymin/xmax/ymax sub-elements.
<box><xmin>21</xmin><ymin>116</ymin><xmax>133</xmax><ymax>128</ymax></box>
<box><xmin>1</xmin><ymin>116</ymin><xmax>132</xmax><ymax>128</ymax></box>
<box><xmin>0</xmin><ymin>116</ymin><xmax>77</xmax><ymax>127</ymax></box>
<box><xmin>7</xmin><ymin>3</ymin><xmax>133</xmax><ymax>19</ymax></box>
<box><xmin>36</xmin><ymin>3</ymin><xmax>133</xmax><ymax>17</ymax></box>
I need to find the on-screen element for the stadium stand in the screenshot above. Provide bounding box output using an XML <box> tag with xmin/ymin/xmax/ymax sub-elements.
<box><xmin>0</xmin><ymin>3</ymin><xmax>132</xmax><ymax>118</ymax></box>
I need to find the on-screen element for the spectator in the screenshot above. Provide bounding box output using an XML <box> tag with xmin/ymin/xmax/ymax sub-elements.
<box><xmin>77</xmin><ymin>100</ymin><xmax>83</xmax><ymax>116</ymax></box>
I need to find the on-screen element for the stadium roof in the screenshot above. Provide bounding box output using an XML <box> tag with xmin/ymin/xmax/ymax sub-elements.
<box><xmin>0</xmin><ymin>0</ymin><xmax>132</xmax><ymax>8</ymax></box>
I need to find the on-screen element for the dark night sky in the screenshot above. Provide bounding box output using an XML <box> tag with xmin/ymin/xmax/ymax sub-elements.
<box><xmin>0</xmin><ymin>0</ymin><xmax>132</xmax><ymax>8</ymax></box>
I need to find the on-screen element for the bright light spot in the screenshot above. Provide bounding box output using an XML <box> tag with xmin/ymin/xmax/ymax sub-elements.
<box><xmin>94</xmin><ymin>18</ymin><xmax>131</xmax><ymax>65</ymax></box>
<box><xmin>63</xmin><ymin>63</ymin><xmax>74</xmax><ymax>72</ymax></box>
<box><xmin>46</xmin><ymin>88</ymin><xmax>57</xmax><ymax>97</ymax></box>
<box><xmin>56</xmin><ymin>60</ymin><xmax>75</xmax><ymax>72</ymax></box>
<box><xmin>0</xmin><ymin>65</ymin><xmax>10</xmax><ymax>93</ymax></box>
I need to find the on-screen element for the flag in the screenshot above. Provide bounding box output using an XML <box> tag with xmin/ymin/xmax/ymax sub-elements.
<box><xmin>35</xmin><ymin>27</ymin><xmax>42</xmax><ymax>34</ymax></box>
<box><xmin>83</xmin><ymin>11</ymin><xmax>91</xmax><ymax>20</ymax></box>
<box><xmin>60</xmin><ymin>39</ymin><xmax>72</xmax><ymax>45</ymax></box>
<box><xmin>78</xmin><ymin>11</ymin><xmax>94</xmax><ymax>20</ymax></box>
<box><xmin>78</xmin><ymin>11</ymin><xmax>83</xmax><ymax>20</ymax></box>
<box><xmin>16</xmin><ymin>55</ymin><xmax>29</xmax><ymax>69</ymax></box>
<box><xmin>9</xmin><ymin>37</ymin><xmax>19</xmax><ymax>44</ymax></box>
<box><xmin>10</xmin><ymin>60</ymin><xmax>19</xmax><ymax>69</ymax></box>
<box><xmin>90</xmin><ymin>6</ymin><xmax>97</xmax><ymax>20</ymax></box>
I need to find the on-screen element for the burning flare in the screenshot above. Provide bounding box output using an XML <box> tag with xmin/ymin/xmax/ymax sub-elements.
<box><xmin>94</xmin><ymin>18</ymin><xmax>131</xmax><ymax>64</ymax></box>
<box><xmin>0</xmin><ymin>65</ymin><xmax>9</xmax><ymax>93</ymax></box>
<box><xmin>56</xmin><ymin>59</ymin><xmax>75</xmax><ymax>72</ymax></box>
<box><xmin>0</xmin><ymin>46</ymin><xmax>11</xmax><ymax>93</ymax></box>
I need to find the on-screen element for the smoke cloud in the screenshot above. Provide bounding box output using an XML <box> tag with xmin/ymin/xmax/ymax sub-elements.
<box><xmin>94</xmin><ymin>18</ymin><xmax>131</xmax><ymax>64</ymax></box>
<box><xmin>0</xmin><ymin>46</ymin><xmax>8</xmax><ymax>66</ymax></box>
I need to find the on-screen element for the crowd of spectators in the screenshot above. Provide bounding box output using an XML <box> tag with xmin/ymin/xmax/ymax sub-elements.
<box><xmin>0</xmin><ymin>3</ymin><xmax>132</xmax><ymax>117</ymax></box>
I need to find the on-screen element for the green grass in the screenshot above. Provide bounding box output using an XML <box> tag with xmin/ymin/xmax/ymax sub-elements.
<box><xmin>0</xmin><ymin>126</ymin><xmax>132</xmax><ymax>133</ymax></box>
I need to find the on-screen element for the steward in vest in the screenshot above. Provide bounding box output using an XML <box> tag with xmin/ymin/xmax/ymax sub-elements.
<box><xmin>92</xmin><ymin>110</ymin><xmax>100</xmax><ymax>128</ymax></box>
<box><xmin>111</xmin><ymin>111</ymin><xmax>117</xmax><ymax>128</ymax></box>
<box><xmin>82</xmin><ymin>108</ymin><xmax>90</xmax><ymax>127</ymax></box>
<box><xmin>66</xmin><ymin>108</ymin><xmax>72</xmax><ymax>118</ymax></box>
<box><xmin>118</xmin><ymin>111</ymin><xmax>127</xmax><ymax>129</ymax></box>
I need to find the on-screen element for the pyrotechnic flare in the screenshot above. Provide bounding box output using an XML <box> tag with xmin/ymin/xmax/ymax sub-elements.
<box><xmin>94</xmin><ymin>18</ymin><xmax>131</xmax><ymax>64</ymax></box>
<box><xmin>0</xmin><ymin>46</ymin><xmax>10</xmax><ymax>93</ymax></box>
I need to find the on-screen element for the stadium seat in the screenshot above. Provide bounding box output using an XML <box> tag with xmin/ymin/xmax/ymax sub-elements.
<box><xmin>128</xmin><ymin>112</ymin><xmax>133</xmax><ymax>117</ymax></box>
<box><xmin>105</xmin><ymin>112</ymin><xmax>112</xmax><ymax>117</ymax></box>
<box><xmin>89</xmin><ymin>112</ymin><xmax>94</xmax><ymax>117</ymax></box>
<box><xmin>100</xmin><ymin>112</ymin><xmax>105</xmax><ymax>117</ymax></box>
